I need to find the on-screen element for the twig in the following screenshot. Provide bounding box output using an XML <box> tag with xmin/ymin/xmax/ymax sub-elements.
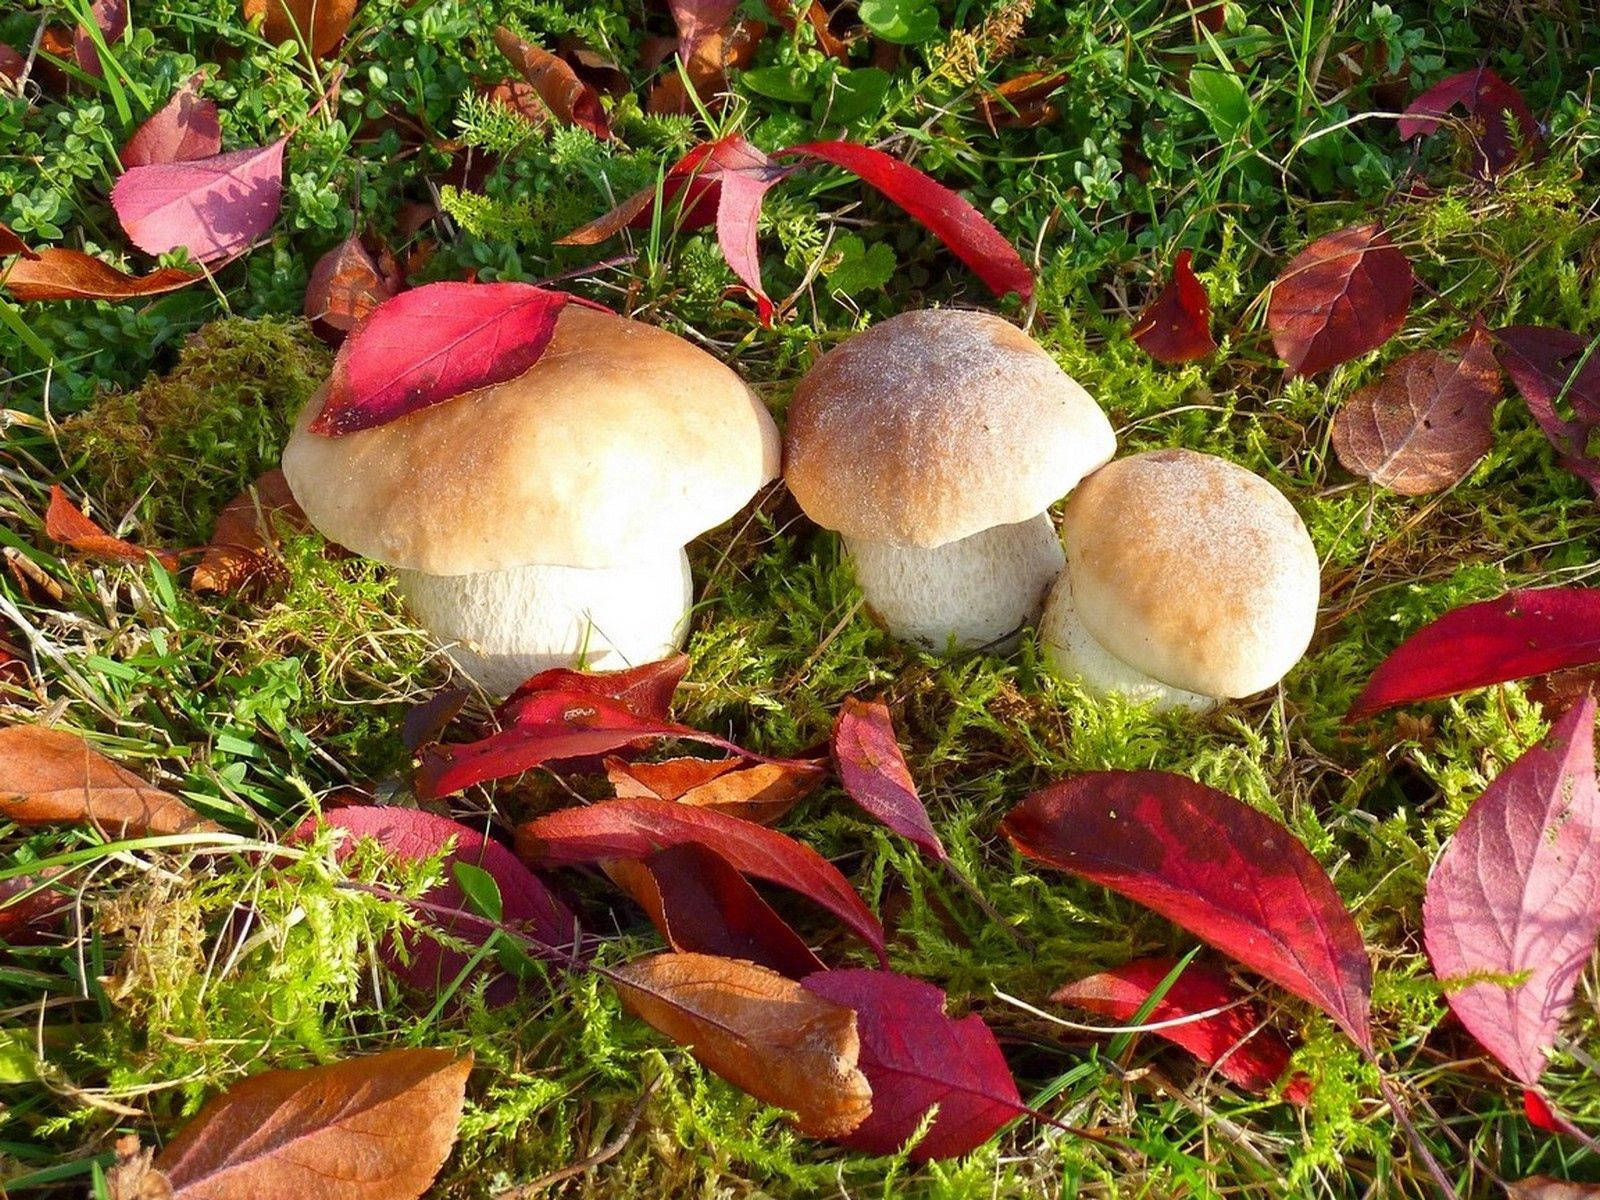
<box><xmin>493</xmin><ymin>1077</ymin><xmax>661</xmax><ymax>1199</ymax></box>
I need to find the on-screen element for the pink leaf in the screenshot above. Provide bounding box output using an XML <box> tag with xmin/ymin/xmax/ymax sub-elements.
<box><xmin>1348</xmin><ymin>588</ymin><xmax>1600</xmax><ymax>721</ymax></box>
<box><xmin>1051</xmin><ymin>957</ymin><xmax>1308</xmax><ymax>1101</ymax></box>
<box><xmin>295</xmin><ymin>806</ymin><xmax>576</xmax><ymax>1003</ymax></box>
<box><xmin>801</xmin><ymin>969</ymin><xmax>1024</xmax><ymax>1160</ymax></box>
<box><xmin>1398</xmin><ymin>65</ymin><xmax>1543</xmax><ymax>178</ymax></box>
<box><xmin>518</xmin><ymin>796</ymin><xmax>887</xmax><ymax>962</ymax></box>
<box><xmin>1002</xmin><ymin>771</ymin><xmax>1373</xmax><ymax>1050</ymax></box>
<box><xmin>780</xmin><ymin>141</ymin><xmax>1034</xmax><ymax>302</ymax></box>
<box><xmin>1267</xmin><ymin>224</ymin><xmax>1414</xmax><ymax>377</ymax></box>
<box><xmin>1423</xmin><ymin>698</ymin><xmax>1600</xmax><ymax>1086</ymax></box>
<box><xmin>831</xmin><ymin>697</ymin><xmax>945</xmax><ymax>861</ymax></box>
<box><xmin>1130</xmin><ymin>248</ymin><xmax>1217</xmax><ymax>364</ymax></box>
<box><xmin>707</xmin><ymin>136</ymin><xmax>789</xmax><ymax>324</ymax></box>
<box><xmin>121</xmin><ymin>74</ymin><xmax>222</xmax><ymax>168</ymax></box>
<box><xmin>310</xmin><ymin>282</ymin><xmax>581</xmax><ymax>435</ymax></box>
<box><xmin>111</xmin><ymin>139</ymin><xmax>287</xmax><ymax>263</ymax></box>
<box><xmin>1494</xmin><ymin>326</ymin><xmax>1600</xmax><ymax>497</ymax></box>
<box><xmin>74</xmin><ymin>0</ymin><xmax>126</xmax><ymax>76</ymax></box>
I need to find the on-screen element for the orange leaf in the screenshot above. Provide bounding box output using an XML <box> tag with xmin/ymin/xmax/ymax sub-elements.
<box><xmin>647</xmin><ymin>19</ymin><xmax>765</xmax><ymax>115</ymax></box>
<box><xmin>0</xmin><ymin>221</ymin><xmax>39</xmax><ymax>259</ymax></box>
<box><xmin>0</xmin><ymin>725</ymin><xmax>217</xmax><ymax>836</ymax></box>
<box><xmin>3</xmin><ymin>248</ymin><xmax>201</xmax><ymax>302</ymax></box>
<box><xmin>242</xmin><ymin>0</ymin><xmax>357</xmax><ymax>58</ymax></box>
<box><xmin>191</xmin><ymin>469</ymin><xmax>308</xmax><ymax>595</ymax></box>
<box><xmin>304</xmin><ymin>235</ymin><xmax>398</xmax><ymax>334</ymax></box>
<box><xmin>492</xmin><ymin>27</ymin><xmax>611</xmax><ymax>139</ymax></box>
<box><xmin>45</xmin><ymin>486</ymin><xmax>182</xmax><ymax>571</ymax></box>
<box><xmin>976</xmin><ymin>71</ymin><xmax>1067</xmax><ymax>130</ymax></box>
<box><xmin>604</xmin><ymin>754</ymin><xmax>822</xmax><ymax>824</ymax></box>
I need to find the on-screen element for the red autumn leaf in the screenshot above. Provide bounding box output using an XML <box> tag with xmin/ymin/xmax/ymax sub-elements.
<box><xmin>1051</xmin><ymin>957</ymin><xmax>1308</xmax><ymax>1101</ymax></box>
<box><xmin>111</xmin><ymin>139</ymin><xmax>288</xmax><ymax>263</ymax></box>
<box><xmin>831</xmin><ymin>697</ymin><xmax>945</xmax><ymax>860</ymax></box>
<box><xmin>1347</xmin><ymin>587</ymin><xmax>1600</xmax><ymax>721</ymax></box>
<box><xmin>304</xmin><ymin>235</ymin><xmax>399</xmax><ymax>334</ymax></box>
<box><xmin>1330</xmin><ymin>327</ymin><xmax>1503</xmax><ymax>495</ymax></box>
<box><xmin>1397</xmin><ymin>65</ymin><xmax>1542</xmax><ymax>178</ymax></box>
<box><xmin>1422</xmin><ymin>697</ymin><xmax>1600</xmax><ymax>1086</ymax></box>
<box><xmin>1182</xmin><ymin>0</ymin><xmax>1225</xmax><ymax>32</ymax></box>
<box><xmin>0</xmin><ymin>222</ymin><xmax>39</xmax><ymax>259</ymax></box>
<box><xmin>190</xmin><ymin>468</ymin><xmax>307</xmax><ymax>595</ymax></box>
<box><xmin>492</xmin><ymin>27</ymin><xmax>611</xmax><ymax>140</ymax></box>
<box><xmin>122</xmin><ymin>73</ymin><xmax>222</xmax><ymax>168</ymax></box>
<box><xmin>500</xmin><ymin>654</ymin><xmax>690</xmax><ymax>723</ymax></box>
<box><xmin>802</xmin><ymin>968</ymin><xmax>1024</xmax><ymax>1160</ymax></box>
<box><xmin>554</xmin><ymin>141</ymin><xmax>728</xmax><ymax>247</ymax></box>
<box><xmin>1267</xmin><ymin>223</ymin><xmax>1414</xmax><ymax>377</ymax></box>
<box><xmin>609</xmin><ymin>842</ymin><xmax>825</xmax><ymax>978</ymax></box>
<box><xmin>1494</xmin><ymin>325</ymin><xmax>1600</xmax><ymax>496</ymax></box>
<box><xmin>400</xmin><ymin>688</ymin><xmax>470</xmax><ymax>753</ymax></box>
<box><xmin>2</xmin><ymin>248</ymin><xmax>202</xmax><ymax>301</ymax></box>
<box><xmin>518</xmin><ymin>796</ymin><xmax>887</xmax><ymax>962</ymax></box>
<box><xmin>74</xmin><ymin>0</ymin><xmax>126</xmax><ymax>76</ymax></box>
<box><xmin>1002</xmin><ymin>771</ymin><xmax>1373</xmax><ymax>1050</ymax></box>
<box><xmin>1524</xmin><ymin>1089</ymin><xmax>1563</xmax><ymax>1134</ymax></box>
<box><xmin>669</xmin><ymin>0</ymin><xmax>741</xmax><ymax>55</ymax></box>
<box><xmin>0</xmin><ymin>45</ymin><xmax>25</xmax><ymax>90</ymax></box>
<box><xmin>45</xmin><ymin>486</ymin><xmax>181</xmax><ymax>571</ymax></box>
<box><xmin>780</xmin><ymin>140</ymin><xmax>1034</xmax><ymax>303</ymax></box>
<box><xmin>706</xmin><ymin>137</ymin><xmax>790</xmax><ymax>323</ymax></box>
<box><xmin>1</xmin><ymin>874</ymin><xmax>71</xmax><ymax>947</ymax></box>
<box><xmin>243</xmin><ymin>0</ymin><xmax>358</xmax><ymax>58</ymax></box>
<box><xmin>1130</xmin><ymin>248</ymin><xmax>1216</xmax><ymax>365</ymax></box>
<box><xmin>296</xmin><ymin>806</ymin><xmax>576</xmax><ymax>1001</ymax></box>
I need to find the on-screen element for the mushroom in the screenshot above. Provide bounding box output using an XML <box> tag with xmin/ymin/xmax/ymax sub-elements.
<box><xmin>281</xmin><ymin>305</ymin><xmax>780</xmax><ymax>695</ymax></box>
<box><xmin>783</xmin><ymin>309</ymin><xmax>1116</xmax><ymax>651</ymax></box>
<box><xmin>1039</xmin><ymin>448</ymin><xmax>1320</xmax><ymax>712</ymax></box>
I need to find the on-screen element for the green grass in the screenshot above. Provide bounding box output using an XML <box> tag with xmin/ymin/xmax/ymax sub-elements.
<box><xmin>3</xmin><ymin>0</ymin><xmax>1600</xmax><ymax>1196</ymax></box>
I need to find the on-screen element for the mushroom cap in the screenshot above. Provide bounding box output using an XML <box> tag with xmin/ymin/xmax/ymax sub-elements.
<box><xmin>1063</xmin><ymin>449</ymin><xmax>1321</xmax><ymax>699</ymax></box>
<box><xmin>281</xmin><ymin>305</ymin><xmax>781</xmax><ymax>574</ymax></box>
<box><xmin>783</xmin><ymin>309</ymin><xmax>1115</xmax><ymax>548</ymax></box>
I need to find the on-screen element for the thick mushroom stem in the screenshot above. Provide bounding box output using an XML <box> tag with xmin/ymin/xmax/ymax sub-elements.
<box><xmin>1038</xmin><ymin>573</ymin><xmax>1217</xmax><ymax>713</ymax></box>
<box><xmin>395</xmin><ymin>548</ymin><xmax>694</xmax><ymax>696</ymax></box>
<box><xmin>843</xmin><ymin>514</ymin><xmax>1064</xmax><ymax>653</ymax></box>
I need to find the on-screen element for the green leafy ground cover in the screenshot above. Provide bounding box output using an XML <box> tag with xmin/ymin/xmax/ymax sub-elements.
<box><xmin>3</xmin><ymin>0</ymin><xmax>1600</xmax><ymax>1195</ymax></box>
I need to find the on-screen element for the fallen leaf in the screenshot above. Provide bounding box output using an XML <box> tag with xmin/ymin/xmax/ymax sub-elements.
<box><xmin>1505</xmin><ymin>1180</ymin><xmax>1600</xmax><ymax>1200</ymax></box>
<box><xmin>311</xmin><ymin>282</ymin><xmax>584</xmax><ymax>435</ymax></box>
<box><xmin>558</xmin><ymin>39</ymin><xmax>630</xmax><ymax>95</ymax></box>
<box><xmin>401</xmin><ymin>688</ymin><xmax>470</xmax><ymax>753</ymax></box>
<box><xmin>647</xmin><ymin>19</ymin><xmax>765</xmax><ymax>115</ymax></box>
<box><xmin>122</xmin><ymin>73</ymin><xmax>222</xmax><ymax>167</ymax></box>
<box><xmin>612</xmin><ymin>951</ymin><xmax>871</xmax><ymax>1138</ymax></box>
<box><xmin>1330</xmin><ymin>327</ymin><xmax>1503</xmax><ymax>495</ymax></box>
<box><xmin>669</xmin><ymin>0</ymin><xmax>741</xmax><ymax>56</ymax></box>
<box><xmin>1347</xmin><ymin>587</ymin><xmax>1600</xmax><ymax>721</ymax></box>
<box><xmin>112</xmin><ymin>139</ymin><xmax>288</xmax><ymax>263</ymax></box>
<box><xmin>1267</xmin><ymin>223</ymin><xmax>1414</xmax><ymax>377</ymax></box>
<box><xmin>1494</xmin><ymin>325</ymin><xmax>1600</xmax><ymax>496</ymax></box>
<box><xmin>492</xmin><ymin>27</ymin><xmax>611</xmax><ymax>140</ymax></box>
<box><xmin>1523</xmin><ymin>1088</ymin><xmax>1563</xmax><ymax>1134</ymax></box>
<box><xmin>74</xmin><ymin>0</ymin><xmax>126</xmax><ymax>76</ymax></box>
<box><xmin>1002</xmin><ymin>771</ymin><xmax>1373</xmax><ymax>1050</ymax></box>
<box><xmin>762</xmin><ymin>0</ymin><xmax>848</xmax><ymax>59</ymax></box>
<box><xmin>1182</xmin><ymin>0</ymin><xmax>1225</xmax><ymax>32</ymax></box>
<box><xmin>147</xmin><ymin>1048</ymin><xmax>470</xmax><ymax>1198</ymax></box>
<box><xmin>0</xmin><ymin>874</ymin><xmax>71</xmax><ymax>947</ymax></box>
<box><xmin>1130</xmin><ymin>248</ymin><xmax>1217</xmax><ymax>364</ymax></box>
<box><xmin>0</xmin><ymin>725</ymin><xmax>217</xmax><ymax>836</ymax></box>
<box><xmin>608</xmin><ymin>842</ymin><xmax>825</xmax><ymax>978</ymax></box>
<box><xmin>500</xmin><ymin>653</ymin><xmax>690</xmax><ymax>723</ymax></box>
<box><xmin>802</xmin><ymin>968</ymin><xmax>1023</xmax><ymax>1159</ymax></box>
<box><xmin>296</xmin><ymin>807</ymin><xmax>575</xmax><ymax>1001</ymax></box>
<box><xmin>0</xmin><ymin>222</ymin><xmax>39</xmax><ymax>259</ymax></box>
<box><xmin>518</xmin><ymin>795</ymin><xmax>887</xmax><ymax>961</ymax></box>
<box><xmin>555</xmin><ymin>142</ymin><xmax>727</xmax><ymax>246</ymax></box>
<box><xmin>45</xmin><ymin>486</ymin><xmax>181</xmax><ymax>571</ymax></box>
<box><xmin>2</xmin><ymin>249</ymin><xmax>202</xmax><ymax>301</ymax></box>
<box><xmin>831</xmin><ymin>697</ymin><xmax>945</xmax><ymax>860</ymax></box>
<box><xmin>483</xmin><ymin>79</ymin><xmax>550</xmax><ymax>130</ymax></box>
<box><xmin>704</xmin><ymin>136</ymin><xmax>790</xmax><ymax>322</ymax></box>
<box><xmin>243</xmin><ymin>0</ymin><xmax>358</xmax><ymax>57</ymax></box>
<box><xmin>191</xmin><ymin>469</ymin><xmax>307</xmax><ymax>595</ymax></box>
<box><xmin>976</xmin><ymin>71</ymin><xmax>1068</xmax><ymax>131</ymax></box>
<box><xmin>304</xmin><ymin>235</ymin><xmax>399</xmax><ymax>334</ymax></box>
<box><xmin>605</xmin><ymin>755</ymin><xmax>822</xmax><ymax>824</ymax></box>
<box><xmin>0</xmin><ymin>45</ymin><xmax>25</xmax><ymax>89</ymax></box>
<box><xmin>1397</xmin><ymin>65</ymin><xmax>1542</xmax><ymax>178</ymax></box>
<box><xmin>1423</xmin><ymin>697</ymin><xmax>1600</xmax><ymax>1086</ymax></box>
<box><xmin>1052</xmin><ymin>957</ymin><xmax>1308</xmax><ymax>1100</ymax></box>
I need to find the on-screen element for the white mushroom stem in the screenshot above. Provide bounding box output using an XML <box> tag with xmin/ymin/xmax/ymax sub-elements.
<box><xmin>1038</xmin><ymin>573</ymin><xmax>1217</xmax><ymax>713</ymax></box>
<box><xmin>395</xmin><ymin>548</ymin><xmax>694</xmax><ymax>696</ymax></box>
<box><xmin>843</xmin><ymin>514</ymin><xmax>1065</xmax><ymax>653</ymax></box>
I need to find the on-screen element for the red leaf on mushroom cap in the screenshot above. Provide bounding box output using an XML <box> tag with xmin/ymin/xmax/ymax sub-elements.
<box><xmin>1494</xmin><ymin>326</ymin><xmax>1600</xmax><ymax>496</ymax></box>
<box><xmin>1397</xmin><ymin>65</ymin><xmax>1542</xmax><ymax>178</ymax></box>
<box><xmin>122</xmin><ymin>73</ymin><xmax>222</xmax><ymax>167</ymax></box>
<box><xmin>1</xmin><ymin>249</ymin><xmax>201</xmax><ymax>301</ymax></box>
<box><xmin>832</xmin><ymin>697</ymin><xmax>945</xmax><ymax>860</ymax></box>
<box><xmin>1130</xmin><ymin>248</ymin><xmax>1216</xmax><ymax>364</ymax></box>
<box><xmin>1002</xmin><ymin>771</ymin><xmax>1373</xmax><ymax>1050</ymax></box>
<box><xmin>521</xmin><ymin>796</ymin><xmax>887</xmax><ymax>961</ymax></box>
<box><xmin>45</xmin><ymin>486</ymin><xmax>181</xmax><ymax>571</ymax></box>
<box><xmin>1347</xmin><ymin>588</ymin><xmax>1600</xmax><ymax>721</ymax></box>
<box><xmin>801</xmin><ymin>968</ymin><xmax>1024</xmax><ymax>1159</ymax></box>
<box><xmin>1423</xmin><ymin>698</ymin><xmax>1600</xmax><ymax>1086</ymax></box>
<box><xmin>1052</xmin><ymin>957</ymin><xmax>1308</xmax><ymax>1101</ymax></box>
<box><xmin>111</xmin><ymin>139</ymin><xmax>288</xmax><ymax>263</ymax></box>
<box><xmin>1267</xmin><ymin>224</ymin><xmax>1414</xmax><ymax>377</ymax></box>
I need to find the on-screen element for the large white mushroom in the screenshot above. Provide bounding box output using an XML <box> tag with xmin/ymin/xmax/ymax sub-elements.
<box><xmin>1040</xmin><ymin>448</ymin><xmax>1321</xmax><ymax>712</ymax></box>
<box><xmin>782</xmin><ymin>309</ymin><xmax>1116</xmax><ymax>651</ymax></box>
<box><xmin>281</xmin><ymin>306</ymin><xmax>780</xmax><ymax>695</ymax></box>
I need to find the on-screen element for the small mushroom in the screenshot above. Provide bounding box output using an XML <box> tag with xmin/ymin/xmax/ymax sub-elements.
<box><xmin>783</xmin><ymin>309</ymin><xmax>1116</xmax><ymax>651</ymax></box>
<box><xmin>282</xmin><ymin>306</ymin><xmax>780</xmax><ymax>694</ymax></box>
<box><xmin>1040</xmin><ymin>448</ymin><xmax>1320</xmax><ymax>712</ymax></box>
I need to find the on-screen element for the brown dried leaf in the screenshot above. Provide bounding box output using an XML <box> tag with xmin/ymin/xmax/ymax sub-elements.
<box><xmin>45</xmin><ymin>486</ymin><xmax>182</xmax><ymax>571</ymax></box>
<box><xmin>647</xmin><ymin>19</ymin><xmax>765</xmax><ymax>115</ymax></box>
<box><xmin>492</xmin><ymin>27</ymin><xmax>611</xmax><ymax>139</ymax></box>
<box><xmin>304</xmin><ymin>235</ymin><xmax>398</xmax><ymax>334</ymax></box>
<box><xmin>612</xmin><ymin>951</ymin><xmax>871</xmax><ymax>1137</ymax></box>
<box><xmin>604</xmin><ymin>755</ymin><xmax>823</xmax><ymax>824</ymax></box>
<box><xmin>242</xmin><ymin>0</ymin><xmax>357</xmax><ymax>57</ymax></box>
<box><xmin>3</xmin><ymin>249</ymin><xmax>201</xmax><ymax>302</ymax></box>
<box><xmin>1505</xmin><ymin>1180</ymin><xmax>1600</xmax><ymax>1200</ymax></box>
<box><xmin>191</xmin><ymin>469</ymin><xmax>307</xmax><ymax>595</ymax></box>
<box><xmin>976</xmin><ymin>71</ymin><xmax>1068</xmax><ymax>130</ymax></box>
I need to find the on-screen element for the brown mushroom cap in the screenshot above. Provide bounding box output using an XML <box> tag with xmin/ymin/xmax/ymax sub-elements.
<box><xmin>1062</xmin><ymin>449</ymin><xmax>1321</xmax><ymax>698</ymax></box>
<box><xmin>281</xmin><ymin>306</ymin><xmax>781</xmax><ymax>574</ymax></box>
<box><xmin>783</xmin><ymin>309</ymin><xmax>1115</xmax><ymax>548</ymax></box>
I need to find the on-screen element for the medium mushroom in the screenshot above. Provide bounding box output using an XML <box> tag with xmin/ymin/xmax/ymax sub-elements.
<box><xmin>281</xmin><ymin>305</ymin><xmax>780</xmax><ymax>695</ymax></box>
<box><xmin>783</xmin><ymin>309</ymin><xmax>1116</xmax><ymax>651</ymax></box>
<box><xmin>1039</xmin><ymin>448</ymin><xmax>1321</xmax><ymax>712</ymax></box>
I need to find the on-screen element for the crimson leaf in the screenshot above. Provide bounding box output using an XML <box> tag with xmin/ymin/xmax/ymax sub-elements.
<box><xmin>1494</xmin><ymin>325</ymin><xmax>1600</xmax><ymax>497</ymax></box>
<box><xmin>1397</xmin><ymin>66</ymin><xmax>1542</xmax><ymax>178</ymax></box>
<box><xmin>831</xmin><ymin>697</ymin><xmax>945</xmax><ymax>860</ymax></box>
<box><xmin>1131</xmin><ymin>249</ymin><xmax>1217</xmax><ymax>364</ymax></box>
<box><xmin>1267</xmin><ymin>224</ymin><xmax>1414</xmax><ymax>377</ymax></box>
